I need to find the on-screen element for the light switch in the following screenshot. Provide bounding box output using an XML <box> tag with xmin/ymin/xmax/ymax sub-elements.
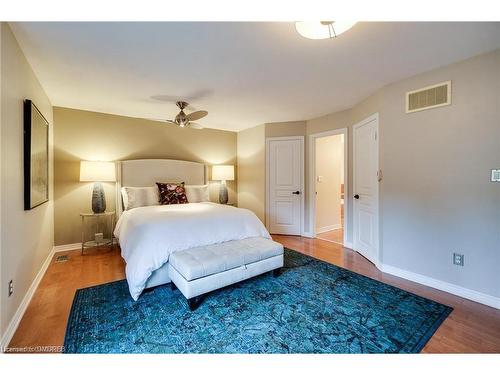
<box><xmin>491</xmin><ymin>169</ymin><xmax>500</xmax><ymax>182</ymax></box>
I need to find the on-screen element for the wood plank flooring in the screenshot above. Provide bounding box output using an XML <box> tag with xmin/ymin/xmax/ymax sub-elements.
<box><xmin>316</xmin><ymin>228</ymin><xmax>344</xmax><ymax>244</ymax></box>
<box><xmin>7</xmin><ymin>236</ymin><xmax>500</xmax><ymax>353</ymax></box>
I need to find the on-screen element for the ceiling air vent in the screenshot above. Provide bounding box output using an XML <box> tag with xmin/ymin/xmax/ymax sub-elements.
<box><xmin>406</xmin><ymin>81</ymin><xmax>451</xmax><ymax>113</ymax></box>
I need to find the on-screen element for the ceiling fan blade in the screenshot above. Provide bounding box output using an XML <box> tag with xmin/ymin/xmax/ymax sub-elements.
<box><xmin>188</xmin><ymin>122</ymin><xmax>204</xmax><ymax>130</ymax></box>
<box><xmin>148</xmin><ymin>119</ymin><xmax>182</xmax><ymax>128</ymax></box>
<box><xmin>146</xmin><ymin>118</ymin><xmax>175</xmax><ymax>124</ymax></box>
<box><xmin>186</xmin><ymin>110</ymin><xmax>208</xmax><ymax>121</ymax></box>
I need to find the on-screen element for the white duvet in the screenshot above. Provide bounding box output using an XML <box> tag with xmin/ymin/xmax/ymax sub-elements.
<box><xmin>114</xmin><ymin>202</ymin><xmax>271</xmax><ymax>300</ymax></box>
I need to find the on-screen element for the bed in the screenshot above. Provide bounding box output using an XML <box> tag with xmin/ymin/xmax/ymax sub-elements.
<box><xmin>113</xmin><ymin>159</ymin><xmax>271</xmax><ymax>300</ymax></box>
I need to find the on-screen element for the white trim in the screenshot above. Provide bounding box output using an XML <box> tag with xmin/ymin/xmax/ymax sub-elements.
<box><xmin>53</xmin><ymin>242</ymin><xmax>81</xmax><ymax>252</ymax></box>
<box><xmin>343</xmin><ymin>241</ymin><xmax>353</xmax><ymax>250</ymax></box>
<box><xmin>316</xmin><ymin>224</ymin><xmax>342</xmax><ymax>234</ymax></box>
<box><xmin>301</xmin><ymin>231</ymin><xmax>314</xmax><ymax>238</ymax></box>
<box><xmin>405</xmin><ymin>80</ymin><xmax>452</xmax><ymax>114</ymax></box>
<box><xmin>352</xmin><ymin>113</ymin><xmax>380</xmax><ymax>267</ymax></box>
<box><xmin>308</xmin><ymin>128</ymin><xmax>349</xmax><ymax>246</ymax></box>
<box><xmin>0</xmin><ymin>247</ymin><xmax>55</xmax><ymax>351</ymax></box>
<box><xmin>265</xmin><ymin>136</ymin><xmax>305</xmax><ymax>236</ymax></box>
<box><xmin>380</xmin><ymin>263</ymin><xmax>500</xmax><ymax>310</ymax></box>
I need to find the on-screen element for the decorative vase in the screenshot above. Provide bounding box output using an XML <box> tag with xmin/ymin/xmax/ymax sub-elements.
<box><xmin>219</xmin><ymin>181</ymin><xmax>228</xmax><ymax>204</ymax></box>
<box><xmin>92</xmin><ymin>182</ymin><xmax>106</xmax><ymax>213</ymax></box>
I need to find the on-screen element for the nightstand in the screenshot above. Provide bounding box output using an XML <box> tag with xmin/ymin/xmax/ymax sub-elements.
<box><xmin>80</xmin><ymin>211</ymin><xmax>115</xmax><ymax>254</ymax></box>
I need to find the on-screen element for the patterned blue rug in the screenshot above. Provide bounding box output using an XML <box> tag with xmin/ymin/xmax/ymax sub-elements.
<box><xmin>64</xmin><ymin>248</ymin><xmax>452</xmax><ymax>353</ymax></box>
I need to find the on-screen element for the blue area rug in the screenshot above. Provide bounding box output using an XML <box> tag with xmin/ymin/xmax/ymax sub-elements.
<box><xmin>64</xmin><ymin>249</ymin><xmax>452</xmax><ymax>353</ymax></box>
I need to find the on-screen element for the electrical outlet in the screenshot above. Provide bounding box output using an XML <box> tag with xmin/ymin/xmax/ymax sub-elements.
<box><xmin>8</xmin><ymin>280</ymin><xmax>13</xmax><ymax>296</ymax></box>
<box><xmin>453</xmin><ymin>253</ymin><xmax>464</xmax><ymax>266</ymax></box>
<box><xmin>491</xmin><ymin>169</ymin><xmax>500</xmax><ymax>182</ymax></box>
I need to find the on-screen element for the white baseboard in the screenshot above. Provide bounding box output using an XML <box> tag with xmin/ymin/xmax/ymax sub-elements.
<box><xmin>53</xmin><ymin>242</ymin><xmax>81</xmax><ymax>252</ymax></box>
<box><xmin>343</xmin><ymin>241</ymin><xmax>353</xmax><ymax>249</ymax></box>
<box><xmin>380</xmin><ymin>263</ymin><xmax>500</xmax><ymax>310</ymax></box>
<box><xmin>0</xmin><ymin>247</ymin><xmax>55</xmax><ymax>351</ymax></box>
<box><xmin>315</xmin><ymin>224</ymin><xmax>341</xmax><ymax>234</ymax></box>
<box><xmin>301</xmin><ymin>231</ymin><xmax>314</xmax><ymax>238</ymax></box>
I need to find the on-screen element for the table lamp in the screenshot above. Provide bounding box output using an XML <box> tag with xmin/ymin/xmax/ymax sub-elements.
<box><xmin>211</xmin><ymin>165</ymin><xmax>234</xmax><ymax>204</ymax></box>
<box><xmin>80</xmin><ymin>161</ymin><xmax>116</xmax><ymax>213</ymax></box>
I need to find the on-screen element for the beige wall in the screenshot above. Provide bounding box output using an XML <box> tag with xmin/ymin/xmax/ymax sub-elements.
<box><xmin>373</xmin><ymin>49</ymin><xmax>500</xmax><ymax>298</ymax></box>
<box><xmin>54</xmin><ymin>107</ymin><xmax>237</xmax><ymax>245</ymax></box>
<box><xmin>237</xmin><ymin>124</ymin><xmax>266</xmax><ymax>222</ymax></box>
<box><xmin>315</xmin><ymin>135</ymin><xmax>343</xmax><ymax>232</ymax></box>
<box><xmin>265</xmin><ymin>121</ymin><xmax>306</xmax><ymax>137</ymax></box>
<box><xmin>238</xmin><ymin>48</ymin><xmax>500</xmax><ymax>299</ymax></box>
<box><xmin>236</xmin><ymin>121</ymin><xmax>306</xmax><ymax>223</ymax></box>
<box><xmin>307</xmin><ymin>109</ymin><xmax>352</xmax><ymax>135</ymax></box>
<box><xmin>1</xmin><ymin>23</ymin><xmax>54</xmax><ymax>339</ymax></box>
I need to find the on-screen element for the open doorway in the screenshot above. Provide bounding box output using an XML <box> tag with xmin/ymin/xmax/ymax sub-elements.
<box><xmin>310</xmin><ymin>129</ymin><xmax>347</xmax><ymax>246</ymax></box>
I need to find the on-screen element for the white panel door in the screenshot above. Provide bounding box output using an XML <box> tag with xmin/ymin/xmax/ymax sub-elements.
<box><xmin>353</xmin><ymin>115</ymin><xmax>379</xmax><ymax>265</ymax></box>
<box><xmin>268</xmin><ymin>138</ymin><xmax>303</xmax><ymax>235</ymax></box>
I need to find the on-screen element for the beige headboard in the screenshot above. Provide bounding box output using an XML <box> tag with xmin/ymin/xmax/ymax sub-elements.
<box><xmin>115</xmin><ymin>159</ymin><xmax>208</xmax><ymax>217</ymax></box>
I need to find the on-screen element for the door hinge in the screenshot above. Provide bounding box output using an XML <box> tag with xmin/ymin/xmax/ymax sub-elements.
<box><xmin>375</xmin><ymin>131</ymin><xmax>377</xmax><ymax>140</ymax></box>
<box><xmin>377</xmin><ymin>169</ymin><xmax>383</xmax><ymax>181</ymax></box>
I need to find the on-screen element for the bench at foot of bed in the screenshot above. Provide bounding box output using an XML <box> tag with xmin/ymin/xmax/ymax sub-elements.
<box><xmin>168</xmin><ymin>237</ymin><xmax>284</xmax><ymax>311</ymax></box>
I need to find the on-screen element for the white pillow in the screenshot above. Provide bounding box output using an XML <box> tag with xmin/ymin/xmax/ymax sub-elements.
<box><xmin>121</xmin><ymin>186</ymin><xmax>159</xmax><ymax>210</ymax></box>
<box><xmin>185</xmin><ymin>185</ymin><xmax>210</xmax><ymax>203</ymax></box>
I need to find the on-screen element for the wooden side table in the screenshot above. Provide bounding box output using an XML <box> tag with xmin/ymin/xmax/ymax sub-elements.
<box><xmin>80</xmin><ymin>211</ymin><xmax>115</xmax><ymax>254</ymax></box>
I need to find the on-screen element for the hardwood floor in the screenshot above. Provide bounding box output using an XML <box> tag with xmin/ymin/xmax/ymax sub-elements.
<box><xmin>316</xmin><ymin>228</ymin><xmax>344</xmax><ymax>244</ymax></box>
<box><xmin>8</xmin><ymin>246</ymin><xmax>125</xmax><ymax>352</ymax></box>
<box><xmin>7</xmin><ymin>236</ymin><xmax>500</xmax><ymax>353</ymax></box>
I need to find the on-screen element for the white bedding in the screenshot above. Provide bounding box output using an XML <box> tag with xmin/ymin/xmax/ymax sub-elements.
<box><xmin>114</xmin><ymin>202</ymin><xmax>271</xmax><ymax>300</ymax></box>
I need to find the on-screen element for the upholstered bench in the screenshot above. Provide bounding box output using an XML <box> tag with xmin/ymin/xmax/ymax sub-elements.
<box><xmin>168</xmin><ymin>237</ymin><xmax>284</xmax><ymax>311</ymax></box>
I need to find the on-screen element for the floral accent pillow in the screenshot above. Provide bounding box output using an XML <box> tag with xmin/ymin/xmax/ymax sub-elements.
<box><xmin>156</xmin><ymin>182</ymin><xmax>189</xmax><ymax>205</ymax></box>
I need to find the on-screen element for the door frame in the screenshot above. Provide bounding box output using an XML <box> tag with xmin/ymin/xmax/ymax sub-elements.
<box><xmin>352</xmin><ymin>113</ymin><xmax>380</xmax><ymax>266</ymax></box>
<box><xmin>265</xmin><ymin>136</ymin><xmax>305</xmax><ymax>235</ymax></box>
<box><xmin>307</xmin><ymin>128</ymin><xmax>349</xmax><ymax>246</ymax></box>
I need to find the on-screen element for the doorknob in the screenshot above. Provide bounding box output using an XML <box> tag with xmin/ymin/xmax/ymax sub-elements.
<box><xmin>354</xmin><ymin>194</ymin><xmax>360</xmax><ymax>199</ymax></box>
<box><xmin>292</xmin><ymin>191</ymin><xmax>301</xmax><ymax>195</ymax></box>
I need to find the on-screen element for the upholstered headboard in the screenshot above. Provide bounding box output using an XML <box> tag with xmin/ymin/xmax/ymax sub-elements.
<box><xmin>115</xmin><ymin>159</ymin><xmax>208</xmax><ymax>217</ymax></box>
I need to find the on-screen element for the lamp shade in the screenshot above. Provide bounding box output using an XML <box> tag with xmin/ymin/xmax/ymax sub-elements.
<box><xmin>212</xmin><ymin>165</ymin><xmax>234</xmax><ymax>181</ymax></box>
<box><xmin>80</xmin><ymin>161</ymin><xmax>116</xmax><ymax>182</ymax></box>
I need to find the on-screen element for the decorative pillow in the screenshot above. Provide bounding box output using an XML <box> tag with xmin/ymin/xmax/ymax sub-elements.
<box><xmin>156</xmin><ymin>182</ymin><xmax>189</xmax><ymax>205</ymax></box>
<box><xmin>121</xmin><ymin>186</ymin><xmax>159</xmax><ymax>210</ymax></box>
<box><xmin>184</xmin><ymin>184</ymin><xmax>210</xmax><ymax>203</ymax></box>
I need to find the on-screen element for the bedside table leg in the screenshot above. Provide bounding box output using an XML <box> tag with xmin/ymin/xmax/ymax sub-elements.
<box><xmin>81</xmin><ymin>215</ymin><xmax>84</xmax><ymax>255</ymax></box>
<box><xmin>110</xmin><ymin>215</ymin><xmax>115</xmax><ymax>250</ymax></box>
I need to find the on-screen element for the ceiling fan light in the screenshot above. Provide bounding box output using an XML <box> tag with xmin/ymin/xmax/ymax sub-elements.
<box><xmin>164</xmin><ymin>101</ymin><xmax>207</xmax><ymax>129</ymax></box>
<box><xmin>295</xmin><ymin>21</ymin><xmax>356</xmax><ymax>40</ymax></box>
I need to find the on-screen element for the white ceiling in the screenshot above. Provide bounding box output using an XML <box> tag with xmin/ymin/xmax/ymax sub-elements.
<box><xmin>10</xmin><ymin>22</ymin><xmax>500</xmax><ymax>131</ymax></box>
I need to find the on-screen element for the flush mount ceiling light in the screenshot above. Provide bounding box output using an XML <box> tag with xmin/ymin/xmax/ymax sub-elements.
<box><xmin>295</xmin><ymin>21</ymin><xmax>357</xmax><ymax>39</ymax></box>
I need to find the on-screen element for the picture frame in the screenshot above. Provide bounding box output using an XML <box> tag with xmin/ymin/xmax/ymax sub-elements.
<box><xmin>24</xmin><ymin>99</ymin><xmax>49</xmax><ymax>210</ymax></box>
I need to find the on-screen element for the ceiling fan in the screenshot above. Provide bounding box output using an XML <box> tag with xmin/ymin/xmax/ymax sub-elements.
<box><xmin>155</xmin><ymin>101</ymin><xmax>208</xmax><ymax>129</ymax></box>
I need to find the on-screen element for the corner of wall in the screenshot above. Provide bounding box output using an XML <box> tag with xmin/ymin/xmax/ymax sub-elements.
<box><xmin>236</xmin><ymin>124</ymin><xmax>266</xmax><ymax>222</ymax></box>
<box><xmin>0</xmin><ymin>22</ymin><xmax>54</xmax><ymax>345</ymax></box>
